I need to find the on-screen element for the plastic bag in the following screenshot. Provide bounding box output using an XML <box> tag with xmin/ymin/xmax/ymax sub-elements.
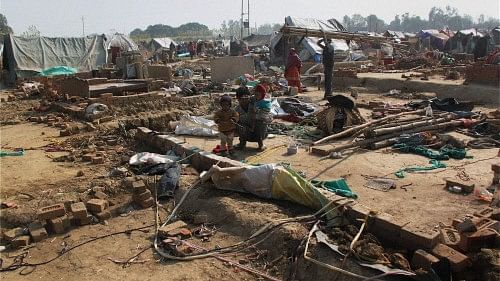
<box><xmin>174</xmin><ymin>115</ymin><xmax>218</xmax><ymax>137</ymax></box>
<box><xmin>85</xmin><ymin>103</ymin><xmax>109</xmax><ymax>120</ymax></box>
<box><xmin>129</xmin><ymin>152</ymin><xmax>179</xmax><ymax>166</ymax></box>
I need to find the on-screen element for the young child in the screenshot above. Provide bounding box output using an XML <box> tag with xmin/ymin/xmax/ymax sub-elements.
<box><xmin>254</xmin><ymin>84</ymin><xmax>272</xmax><ymax>117</ymax></box>
<box><xmin>214</xmin><ymin>95</ymin><xmax>239</xmax><ymax>155</ymax></box>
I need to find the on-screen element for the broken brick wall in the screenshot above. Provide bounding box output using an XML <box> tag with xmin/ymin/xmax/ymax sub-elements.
<box><xmin>465</xmin><ymin>63</ymin><xmax>500</xmax><ymax>86</ymax></box>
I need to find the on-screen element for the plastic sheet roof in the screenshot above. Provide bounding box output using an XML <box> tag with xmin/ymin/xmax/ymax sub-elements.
<box><xmin>106</xmin><ymin>34</ymin><xmax>138</xmax><ymax>51</ymax></box>
<box><xmin>284</xmin><ymin>16</ymin><xmax>347</xmax><ymax>32</ymax></box>
<box><xmin>150</xmin><ymin>37</ymin><xmax>178</xmax><ymax>49</ymax></box>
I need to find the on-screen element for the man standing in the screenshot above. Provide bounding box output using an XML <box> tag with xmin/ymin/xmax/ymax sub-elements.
<box><xmin>169</xmin><ymin>41</ymin><xmax>176</xmax><ymax>61</ymax></box>
<box><xmin>318</xmin><ymin>35</ymin><xmax>335</xmax><ymax>99</ymax></box>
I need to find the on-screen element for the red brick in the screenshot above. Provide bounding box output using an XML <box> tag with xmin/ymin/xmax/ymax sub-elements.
<box><xmin>37</xmin><ymin>204</ymin><xmax>66</xmax><ymax>220</ymax></box>
<box><xmin>400</xmin><ymin>226</ymin><xmax>440</xmax><ymax>251</ymax></box>
<box><xmin>95</xmin><ymin>210</ymin><xmax>111</xmax><ymax>221</ymax></box>
<box><xmin>132</xmin><ymin>181</ymin><xmax>147</xmax><ymax>193</ymax></box>
<box><xmin>474</xmin><ymin>207</ymin><xmax>494</xmax><ymax>218</ymax></box>
<box><xmin>3</xmin><ymin>227</ymin><xmax>24</xmax><ymax>241</ymax></box>
<box><xmin>445</xmin><ymin>179</ymin><xmax>474</xmax><ymax>193</ymax></box>
<box><xmin>78</xmin><ymin>214</ymin><xmax>93</xmax><ymax>226</ymax></box>
<box><xmin>49</xmin><ymin>217</ymin><xmax>66</xmax><ymax>234</ymax></box>
<box><xmin>61</xmin><ymin>215</ymin><xmax>71</xmax><ymax>230</ymax></box>
<box><xmin>440</xmin><ymin>228</ymin><xmax>460</xmax><ymax>249</ymax></box>
<box><xmin>91</xmin><ymin>156</ymin><xmax>104</xmax><ymax>164</ymax></box>
<box><xmin>433</xmin><ymin>244</ymin><xmax>471</xmax><ymax>272</ymax></box>
<box><xmin>139</xmin><ymin>197</ymin><xmax>155</xmax><ymax>208</ymax></box>
<box><xmin>86</xmin><ymin>199</ymin><xmax>108</xmax><ymax>213</ymax></box>
<box><xmin>472</xmin><ymin>217</ymin><xmax>495</xmax><ymax>230</ymax></box>
<box><xmin>368</xmin><ymin>213</ymin><xmax>406</xmax><ymax>245</ymax></box>
<box><xmin>28</xmin><ymin>221</ymin><xmax>48</xmax><ymax>242</ymax></box>
<box><xmin>167</xmin><ymin>228</ymin><xmax>192</xmax><ymax>238</ymax></box>
<box><xmin>134</xmin><ymin>189</ymin><xmax>152</xmax><ymax>202</ymax></box>
<box><xmin>70</xmin><ymin>202</ymin><xmax>88</xmax><ymax>219</ymax></box>
<box><xmin>94</xmin><ymin>191</ymin><xmax>108</xmax><ymax>200</ymax></box>
<box><xmin>158</xmin><ymin>221</ymin><xmax>188</xmax><ymax>237</ymax></box>
<box><xmin>411</xmin><ymin>249</ymin><xmax>440</xmax><ymax>271</ymax></box>
<box><xmin>459</xmin><ymin>228</ymin><xmax>497</xmax><ymax>252</ymax></box>
<box><xmin>11</xmin><ymin>235</ymin><xmax>31</xmax><ymax>248</ymax></box>
<box><xmin>60</xmin><ymin>129</ymin><xmax>71</xmax><ymax>137</ymax></box>
<box><xmin>82</xmin><ymin>154</ymin><xmax>93</xmax><ymax>162</ymax></box>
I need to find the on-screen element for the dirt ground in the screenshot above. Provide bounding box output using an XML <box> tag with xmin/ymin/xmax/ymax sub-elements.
<box><xmin>183</xmin><ymin>89</ymin><xmax>498</xmax><ymax>232</ymax></box>
<box><xmin>0</xmin><ymin>75</ymin><xmax>498</xmax><ymax>281</ymax></box>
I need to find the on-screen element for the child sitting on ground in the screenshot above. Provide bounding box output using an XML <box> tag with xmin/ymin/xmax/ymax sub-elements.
<box><xmin>214</xmin><ymin>95</ymin><xmax>239</xmax><ymax>155</ymax></box>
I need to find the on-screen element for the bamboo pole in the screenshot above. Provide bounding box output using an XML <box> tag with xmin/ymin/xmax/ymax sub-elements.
<box><xmin>280</xmin><ymin>26</ymin><xmax>390</xmax><ymax>43</ymax></box>
<box><xmin>326</xmin><ymin>120</ymin><xmax>467</xmax><ymax>154</ymax></box>
<box><xmin>365</xmin><ymin>115</ymin><xmax>455</xmax><ymax>137</ymax></box>
<box><xmin>312</xmin><ymin>109</ymin><xmax>425</xmax><ymax>146</ymax></box>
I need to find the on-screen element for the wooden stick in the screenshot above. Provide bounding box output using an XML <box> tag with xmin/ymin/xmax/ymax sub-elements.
<box><xmin>281</xmin><ymin>26</ymin><xmax>390</xmax><ymax>43</ymax></box>
<box><xmin>365</xmin><ymin>115</ymin><xmax>454</xmax><ymax>137</ymax></box>
<box><xmin>326</xmin><ymin>120</ymin><xmax>467</xmax><ymax>154</ymax></box>
<box><xmin>312</xmin><ymin>109</ymin><xmax>425</xmax><ymax>146</ymax></box>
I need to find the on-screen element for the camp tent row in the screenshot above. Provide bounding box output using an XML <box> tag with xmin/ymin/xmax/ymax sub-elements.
<box><xmin>1</xmin><ymin>33</ymin><xmax>139</xmax><ymax>84</ymax></box>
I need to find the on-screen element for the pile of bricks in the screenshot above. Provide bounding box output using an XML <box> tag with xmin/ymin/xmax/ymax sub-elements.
<box><xmin>82</xmin><ymin>151</ymin><xmax>107</xmax><ymax>165</ymax></box>
<box><xmin>1</xmin><ymin>199</ymin><xmax>113</xmax><ymax>248</ymax></box>
<box><xmin>86</xmin><ymin>199</ymin><xmax>111</xmax><ymax>221</ymax></box>
<box><xmin>409</xmin><ymin>206</ymin><xmax>499</xmax><ymax>273</ymax></box>
<box><xmin>28</xmin><ymin>113</ymin><xmax>72</xmax><ymax>131</ymax></box>
<box><xmin>465</xmin><ymin>63</ymin><xmax>500</xmax><ymax>86</ymax></box>
<box><xmin>131</xmin><ymin>180</ymin><xmax>155</xmax><ymax>208</ymax></box>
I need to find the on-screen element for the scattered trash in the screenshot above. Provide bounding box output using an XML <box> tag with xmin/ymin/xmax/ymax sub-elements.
<box><xmin>0</xmin><ymin>149</ymin><xmax>25</xmax><ymax>157</ymax></box>
<box><xmin>84</xmin><ymin>103</ymin><xmax>109</xmax><ymax>121</ymax></box>
<box><xmin>129</xmin><ymin>152</ymin><xmax>179</xmax><ymax>166</ymax></box>
<box><xmin>174</xmin><ymin>115</ymin><xmax>218</xmax><ymax>137</ymax></box>
<box><xmin>364</xmin><ymin>178</ymin><xmax>397</xmax><ymax>192</ymax></box>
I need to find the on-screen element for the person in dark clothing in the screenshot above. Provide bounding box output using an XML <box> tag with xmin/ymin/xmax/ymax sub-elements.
<box><xmin>234</xmin><ymin>86</ymin><xmax>269</xmax><ymax>151</ymax></box>
<box><xmin>169</xmin><ymin>41</ymin><xmax>176</xmax><ymax>61</ymax></box>
<box><xmin>318</xmin><ymin>36</ymin><xmax>335</xmax><ymax>100</ymax></box>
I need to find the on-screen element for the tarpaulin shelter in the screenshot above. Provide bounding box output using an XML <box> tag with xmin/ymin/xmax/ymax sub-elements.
<box><xmin>243</xmin><ymin>34</ymin><xmax>272</xmax><ymax>48</ymax></box>
<box><xmin>2</xmin><ymin>34</ymin><xmax>107</xmax><ymax>83</ymax></box>
<box><xmin>270</xmin><ymin>16</ymin><xmax>349</xmax><ymax>64</ymax></box>
<box><xmin>417</xmin><ymin>29</ymin><xmax>450</xmax><ymax>51</ymax></box>
<box><xmin>446</xmin><ymin>28</ymin><xmax>490</xmax><ymax>58</ymax></box>
<box><xmin>384</xmin><ymin>30</ymin><xmax>405</xmax><ymax>39</ymax></box>
<box><xmin>106</xmin><ymin>34</ymin><xmax>138</xmax><ymax>64</ymax></box>
<box><xmin>148</xmin><ymin>37</ymin><xmax>177</xmax><ymax>53</ymax></box>
<box><xmin>492</xmin><ymin>27</ymin><xmax>500</xmax><ymax>46</ymax></box>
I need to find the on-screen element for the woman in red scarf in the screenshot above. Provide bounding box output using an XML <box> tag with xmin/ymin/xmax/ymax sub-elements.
<box><xmin>285</xmin><ymin>48</ymin><xmax>302</xmax><ymax>92</ymax></box>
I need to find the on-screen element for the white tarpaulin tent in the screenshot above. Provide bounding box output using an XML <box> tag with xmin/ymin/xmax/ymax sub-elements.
<box><xmin>106</xmin><ymin>34</ymin><xmax>138</xmax><ymax>51</ymax></box>
<box><xmin>271</xmin><ymin>17</ymin><xmax>350</xmax><ymax>62</ymax></box>
<box><xmin>3</xmin><ymin>34</ymin><xmax>107</xmax><ymax>83</ymax></box>
<box><xmin>149</xmin><ymin>37</ymin><xmax>178</xmax><ymax>52</ymax></box>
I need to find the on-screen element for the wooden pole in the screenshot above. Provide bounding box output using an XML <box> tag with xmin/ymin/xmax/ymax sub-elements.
<box><xmin>326</xmin><ymin>119</ymin><xmax>467</xmax><ymax>154</ymax></box>
<box><xmin>365</xmin><ymin>115</ymin><xmax>455</xmax><ymax>137</ymax></box>
<box><xmin>312</xmin><ymin>109</ymin><xmax>425</xmax><ymax>146</ymax></box>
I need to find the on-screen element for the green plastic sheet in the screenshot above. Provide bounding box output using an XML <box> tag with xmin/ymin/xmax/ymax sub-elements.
<box><xmin>395</xmin><ymin>159</ymin><xmax>447</xmax><ymax>178</ymax></box>
<box><xmin>310</xmin><ymin>178</ymin><xmax>358</xmax><ymax>199</ymax></box>
<box><xmin>393</xmin><ymin>143</ymin><xmax>470</xmax><ymax>160</ymax></box>
<box><xmin>39</xmin><ymin>66</ymin><xmax>77</xmax><ymax>76</ymax></box>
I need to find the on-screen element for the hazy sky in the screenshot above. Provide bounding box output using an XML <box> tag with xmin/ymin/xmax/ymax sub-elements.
<box><xmin>1</xmin><ymin>0</ymin><xmax>499</xmax><ymax>36</ymax></box>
